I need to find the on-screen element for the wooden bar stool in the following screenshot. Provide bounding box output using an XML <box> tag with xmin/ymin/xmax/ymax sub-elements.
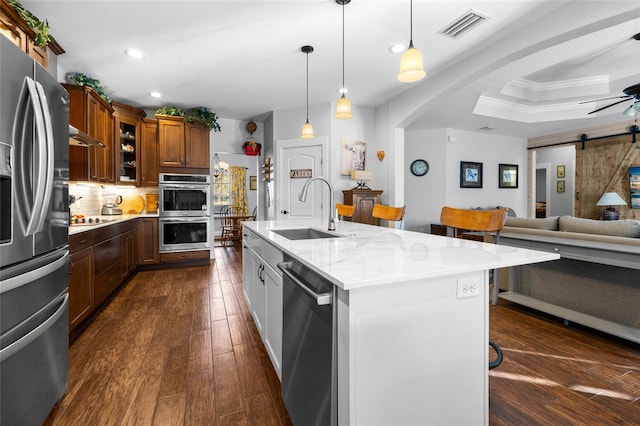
<box><xmin>440</xmin><ymin>206</ymin><xmax>509</xmax><ymax>370</ymax></box>
<box><xmin>336</xmin><ymin>203</ymin><xmax>356</xmax><ymax>220</ymax></box>
<box><xmin>372</xmin><ymin>204</ymin><xmax>406</xmax><ymax>229</ymax></box>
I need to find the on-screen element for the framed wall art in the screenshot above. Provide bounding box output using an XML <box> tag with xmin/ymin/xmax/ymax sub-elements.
<box><xmin>340</xmin><ymin>138</ymin><xmax>367</xmax><ymax>175</ymax></box>
<box><xmin>557</xmin><ymin>180</ymin><xmax>565</xmax><ymax>193</ymax></box>
<box><xmin>498</xmin><ymin>164</ymin><xmax>518</xmax><ymax>188</ymax></box>
<box><xmin>631</xmin><ymin>166</ymin><xmax>640</xmax><ymax>208</ymax></box>
<box><xmin>460</xmin><ymin>161</ymin><xmax>483</xmax><ymax>188</ymax></box>
<box><xmin>250</xmin><ymin>176</ymin><xmax>257</xmax><ymax>190</ymax></box>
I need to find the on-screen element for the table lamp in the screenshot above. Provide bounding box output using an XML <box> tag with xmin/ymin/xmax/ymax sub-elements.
<box><xmin>596</xmin><ymin>192</ymin><xmax>626</xmax><ymax>220</ymax></box>
<box><xmin>351</xmin><ymin>170</ymin><xmax>372</xmax><ymax>189</ymax></box>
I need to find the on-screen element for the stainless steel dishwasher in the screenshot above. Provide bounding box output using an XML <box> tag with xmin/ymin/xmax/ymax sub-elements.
<box><xmin>278</xmin><ymin>257</ymin><xmax>337</xmax><ymax>426</ymax></box>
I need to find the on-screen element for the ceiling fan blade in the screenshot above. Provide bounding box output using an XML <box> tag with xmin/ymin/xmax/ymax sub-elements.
<box><xmin>588</xmin><ymin>97</ymin><xmax>633</xmax><ymax>114</ymax></box>
<box><xmin>579</xmin><ymin>95</ymin><xmax>631</xmax><ymax>104</ymax></box>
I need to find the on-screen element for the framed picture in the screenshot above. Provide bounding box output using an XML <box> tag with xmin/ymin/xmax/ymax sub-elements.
<box><xmin>557</xmin><ymin>165</ymin><xmax>565</xmax><ymax>178</ymax></box>
<box><xmin>250</xmin><ymin>176</ymin><xmax>257</xmax><ymax>190</ymax></box>
<box><xmin>460</xmin><ymin>161</ymin><xmax>483</xmax><ymax>188</ymax></box>
<box><xmin>340</xmin><ymin>138</ymin><xmax>367</xmax><ymax>175</ymax></box>
<box><xmin>557</xmin><ymin>180</ymin><xmax>565</xmax><ymax>193</ymax></box>
<box><xmin>630</xmin><ymin>166</ymin><xmax>640</xmax><ymax>208</ymax></box>
<box><xmin>498</xmin><ymin>164</ymin><xmax>518</xmax><ymax>188</ymax></box>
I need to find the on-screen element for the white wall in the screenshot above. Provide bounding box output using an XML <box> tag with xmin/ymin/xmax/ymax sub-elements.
<box><xmin>268</xmin><ymin>102</ymin><xmax>378</xmax><ymax>220</ymax></box>
<box><xmin>404</xmin><ymin>128</ymin><xmax>528</xmax><ymax>231</ymax></box>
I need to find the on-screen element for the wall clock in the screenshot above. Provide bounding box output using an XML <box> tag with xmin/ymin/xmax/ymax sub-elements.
<box><xmin>410</xmin><ymin>159</ymin><xmax>429</xmax><ymax>176</ymax></box>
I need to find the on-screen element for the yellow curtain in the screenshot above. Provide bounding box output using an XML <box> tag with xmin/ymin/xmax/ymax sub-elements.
<box><xmin>229</xmin><ymin>166</ymin><xmax>248</xmax><ymax>214</ymax></box>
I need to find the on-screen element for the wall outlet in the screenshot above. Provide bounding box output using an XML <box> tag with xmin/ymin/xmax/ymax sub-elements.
<box><xmin>457</xmin><ymin>278</ymin><xmax>480</xmax><ymax>299</ymax></box>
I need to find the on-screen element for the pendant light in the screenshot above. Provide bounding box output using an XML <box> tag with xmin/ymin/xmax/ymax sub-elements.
<box><xmin>397</xmin><ymin>0</ymin><xmax>426</xmax><ymax>83</ymax></box>
<box><xmin>335</xmin><ymin>0</ymin><xmax>352</xmax><ymax>119</ymax></box>
<box><xmin>301</xmin><ymin>45</ymin><xmax>315</xmax><ymax>139</ymax></box>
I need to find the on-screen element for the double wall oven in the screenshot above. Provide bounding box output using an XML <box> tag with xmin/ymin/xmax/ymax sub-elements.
<box><xmin>159</xmin><ymin>173</ymin><xmax>211</xmax><ymax>253</ymax></box>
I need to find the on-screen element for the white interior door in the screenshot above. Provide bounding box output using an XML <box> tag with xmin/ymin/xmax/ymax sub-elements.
<box><xmin>276</xmin><ymin>137</ymin><xmax>328</xmax><ymax>222</ymax></box>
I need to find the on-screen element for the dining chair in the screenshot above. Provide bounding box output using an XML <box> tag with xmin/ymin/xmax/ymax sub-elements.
<box><xmin>372</xmin><ymin>203</ymin><xmax>406</xmax><ymax>229</ymax></box>
<box><xmin>439</xmin><ymin>206</ymin><xmax>508</xmax><ymax>369</ymax></box>
<box><xmin>336</xmin><ymin>203</ymin><xmax>356</xmax><ymax>220</ymax></box>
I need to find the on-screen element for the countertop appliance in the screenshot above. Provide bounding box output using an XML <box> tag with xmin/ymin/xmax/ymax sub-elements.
<box><xmin>0</xmin><ymin>34</ymin><xmax>70</xmax><ymax>426</ymax></box>
<box><xmin>278</xmin><ymin>257</ymin><xmax>337</xmax><ymax>426</ymax></box>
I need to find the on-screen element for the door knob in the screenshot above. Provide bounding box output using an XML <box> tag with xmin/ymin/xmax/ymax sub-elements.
<box><xmin>281</xmin><ymin>210</ymin><xmax>289</xmax><ymax>215</ymax></box>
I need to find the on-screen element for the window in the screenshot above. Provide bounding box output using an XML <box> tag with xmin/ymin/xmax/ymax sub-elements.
<box><xmin>213</xmin><ymin>174</ymin><xmax>231</xmax><ymax>215</ymax></box>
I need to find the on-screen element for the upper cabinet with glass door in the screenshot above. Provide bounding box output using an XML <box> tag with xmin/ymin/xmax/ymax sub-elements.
<box><xmin>112</xmin><ymin>102</ymin><xmax>145</xmax><ymax>185</ymax></box>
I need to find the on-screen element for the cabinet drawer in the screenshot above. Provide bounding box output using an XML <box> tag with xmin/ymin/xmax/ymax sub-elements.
<box><xmin>243</xmin><ymin>227</ymin><xmax>263</xmax><ymax>256</ymax></box>
<box><xmin>94</xmin><ymin>261</ymin><xmax>121</xmax><ymax>306</ymax></box>
<box><xmin>121</xmin><ymin>219</ymin><xmax>135</xmax><ymax>233</ymax></box>
<box><xmin>94</xmin><ymin>236</ymin><xmax>122</xmax><ymax>275</ymax></box>
<box><xmin>70</xmin><ymin>231</ymin><xmax>93</xmax><ymax>252</ymax></box>
<box><xmin>160</xmin><ymin>250</ymin><xmax>209</xmax><ymax>263</ymax></box>
<box><xmin>262</xmin><ymin>241</ymin><xmax>283</xmax><ymax>274</ymax></box>
<box><xmin>93</xmin><ymin>222</ymin><xmax>122</xmax><ymax>243</ymax></box>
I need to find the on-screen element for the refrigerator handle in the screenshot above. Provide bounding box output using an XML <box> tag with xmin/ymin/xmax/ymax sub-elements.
<box><xmin>0</xmin><ymin>251</ymin><xmax>69</xmax><ymax>294</ymax></box>
<box><xmin>21</xmin><ymin>77</ymin><xmax>48</xmax><ymax>236</ymax></box>
<box><xmin>33</xmin><ymin>80</ymin><xmax>55</xmax><ymax>233</ymax></box>
<box><xmin>0</xmin><ymin>293</ymin><xmax>68</xmax><ymax>362</ymax></box>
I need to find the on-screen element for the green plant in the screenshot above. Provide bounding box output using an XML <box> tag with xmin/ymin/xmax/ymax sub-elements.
<box><xmin>67</xmin><ymin>72</ymin><xmax>111</xmax><ymax>103</ymax></box>
<box><xmin>7</xmin><ymin>0</ymin><xmax>56</xmax><ymax>48</ymax></box>
<box><xmin>155</xmin><ymin>106</ymin><xmax>221</xmax><ymax>132</ymax></box>
<box><xmin>187</xmin><ymin>107</ymin><xmax>221</xmax><ymax>132</ymax></box>
<box><xmin>155</xmin><ymin>106</ymin><xmax>187</xmax><ymax>117</ymax></box>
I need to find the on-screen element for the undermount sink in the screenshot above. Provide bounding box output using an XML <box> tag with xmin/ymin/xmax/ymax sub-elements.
<box><xmin>272</xmin><ymin>228</ymin><xmax>344</xmax><ymax>240</ymax></box>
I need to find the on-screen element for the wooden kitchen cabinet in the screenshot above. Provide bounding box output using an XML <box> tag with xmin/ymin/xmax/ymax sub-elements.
<box><xmin>185</xmin><ymin>122</ymin><xmax>210</xmax><ymax>168</ymax></box>
<box><xmin>138</xmin><ymin>217</ymin><xmax>159</xmax><ymax>265</ymax></box>
<box><xmin>121</xmin><ymin>220</ymin><xmax>137</xmax><ymax>279</ymax></box>
<box><xmin>343</xmin><ymin>189</ymin><xmax>383</xmax><ymax>226</ymax></box>
<box><xmin>69</xmin><ymin>232</ymin><xmax>94</xmax><ymax>332</ymax></box>
<box><xmin>140</xmin><ymin>118</ymin><xmax>159</xmax><ymax>187</ymax></box>
<box><xmin>0</xmin><ymin>0</ymin><xmax>64</xmax><ymax>70</ymax></box>
<box><xmin>113</xmin><ymin>102</ymin><xmax>145</xmax><ymax>186</ymax></box>
<box><xmin>157</xmin><ymin>115</ymin><xmax>209</xmax><ymax>173</ymax></box>
<box><xmin>65</xmin><ymin>84</ymin><xmax>115</xmax><ymax>183</ymax></box>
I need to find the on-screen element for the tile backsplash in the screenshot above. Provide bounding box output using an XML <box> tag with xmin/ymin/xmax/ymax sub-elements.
<box><xmin>69</xmin><ymin>182</ymin><xmax>158</xmax><ymax>216</ymax></box>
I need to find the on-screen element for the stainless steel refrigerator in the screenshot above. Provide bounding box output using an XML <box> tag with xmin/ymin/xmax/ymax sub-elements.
<box><xmin>0</xmin><ymin>35</ymin><xmax>70</xmax><ymax>426</ymax></box>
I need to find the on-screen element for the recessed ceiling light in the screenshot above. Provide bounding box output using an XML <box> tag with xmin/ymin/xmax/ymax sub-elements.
<box><xmin>389</xmin><ymin>43</ymin><xmax>406</xmax><ymax>53</ymax></box>
<box><xmin>125</xmin><ymin>49</ymin><xmax>144</xmax><ymax>59</ymax></box>
<box><xmin>337</xmin><ymin>87</ymin><xmax>348</xmax><ymax>94</ymax></box>
<box><xmin>149</xmin><ymin>91</ymin><xmax>162</xmax><ymax>98</ymax></box>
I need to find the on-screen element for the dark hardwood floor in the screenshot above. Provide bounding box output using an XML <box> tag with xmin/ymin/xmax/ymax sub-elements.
<box><xmin>46</xmin><ymin>246</ymin><xmax>640</xmax><ymax>425</ymax></box>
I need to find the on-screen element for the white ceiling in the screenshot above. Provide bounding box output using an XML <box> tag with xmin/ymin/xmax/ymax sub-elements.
<box><xmin>22</xmin><ymin>0</ymin><xmax>640</xmax><ymax>139</ymax></box>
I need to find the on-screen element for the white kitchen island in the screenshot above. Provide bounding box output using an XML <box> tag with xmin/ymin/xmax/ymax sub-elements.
<box><xmin>242</xmin><ymin>219</ymin><xmax>559</xmax><ymax>426</ymax></box>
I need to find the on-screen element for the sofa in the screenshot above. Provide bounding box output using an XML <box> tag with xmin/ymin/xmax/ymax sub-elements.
<box><xmin>496</xmin><ymin>215</ymin><xmax>640</xmax><ymax>344</ymax></box>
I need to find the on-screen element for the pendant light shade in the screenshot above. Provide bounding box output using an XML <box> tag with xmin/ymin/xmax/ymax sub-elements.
<box><xmin>301</xmin><ymin>45</ymin><xmax>315</xmax><ymax>139</ymax></box>
<box><xmin>398</xmin><ymin>0</ymin><xmax>426</xmax><ymax>83</ymax></box>
<box><xmin>301</xmin><ymin>119</ymin><xmax>314</xmax><ymax>139</ymax></box>
<box><xmin>335</xmin><ymin>94</ymin><xmax>352</xmax><ymax>119</ymax></box>
<box><xmin>335</xmin><ymin>0</ymin><xmax>352</xmax><ymax>119</ymax></box>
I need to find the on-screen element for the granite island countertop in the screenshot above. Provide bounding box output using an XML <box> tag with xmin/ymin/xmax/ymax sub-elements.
<box><xmin>244</xmin><ymin>219</ymin><xmax>560</xmax><ymax>290</ymax></box>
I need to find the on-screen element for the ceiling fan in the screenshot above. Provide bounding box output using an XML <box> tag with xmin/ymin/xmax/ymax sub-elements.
<box><xmin>583</xmin><ymin>83</ymin><xmax>640</xmax><ymax>115</ymax></box>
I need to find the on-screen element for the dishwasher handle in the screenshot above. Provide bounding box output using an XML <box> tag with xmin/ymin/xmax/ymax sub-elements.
<box><xmin>278</xmin><ymin>261</ymin><xmax>332</xmax><ymax>306</ymax></box>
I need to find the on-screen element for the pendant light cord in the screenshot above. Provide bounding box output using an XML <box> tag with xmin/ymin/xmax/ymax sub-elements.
<box><xmin>306</xmin><ymin>50</ymin><xmax>309</xmax><ymax>120</ymax></box>
<box><xmin>409</xmin><ymin>0</ymin><xmax>414</xmax><ymax>46</ymax></box>
<box><xmin>342</xmin><ymin>1</ymin><xmax>345</xmax><ymax>90</ymax></box>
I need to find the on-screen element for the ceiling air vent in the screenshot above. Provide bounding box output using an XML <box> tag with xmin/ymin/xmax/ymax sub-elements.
<box><xmin>438</xmin><ymin>10</ymin><xmax>488</xmax><ymax>39</ymax></box>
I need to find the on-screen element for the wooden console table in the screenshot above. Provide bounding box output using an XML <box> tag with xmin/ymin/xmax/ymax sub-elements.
<box><xmin>343</xmin><ymin>189</ymin><xmax>383</xmax><ymax>225</ymax></box>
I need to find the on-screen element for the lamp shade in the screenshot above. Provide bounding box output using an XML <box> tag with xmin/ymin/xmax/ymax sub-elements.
<box><xmin>301</xmin><ymin>120</ymin><xmax>314</xmax><ymax>139</ymax></box>
<box><xmin>335</xmin><ymin>94</ymin><xmax>353</xmax><ymax>119</ymax></box>
<box><xmin>596</xmin><ymin>192</ymin><xmax>626</xmax><ymax>206</ymax></box>
<box><xmin>350</xmin><ymin>170</ymin><xmax>372</xmax><ymax>181</ymax></box>
<box><xmin>397</xmin><ymin>43</ymin><xmax>426</xmax><ymax>83</ymax></box>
